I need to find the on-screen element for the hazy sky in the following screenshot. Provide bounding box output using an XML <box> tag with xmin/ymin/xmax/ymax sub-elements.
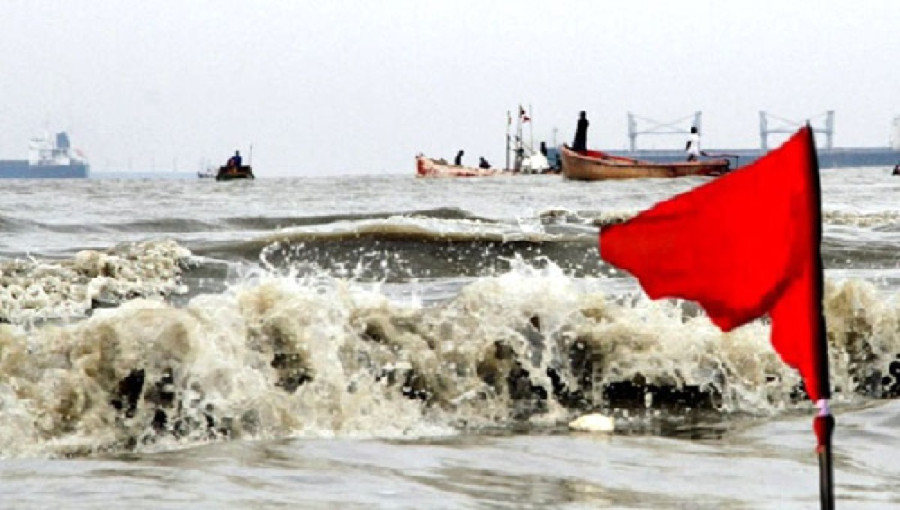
<box><xmin>2</xmin><ymin>0</ymin><xmax>899</xmax><ymax>176</ymax></box>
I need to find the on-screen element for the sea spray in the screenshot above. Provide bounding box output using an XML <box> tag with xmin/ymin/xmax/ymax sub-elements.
<box><xmin>1</xmin><ymin>258</ymin><xmax>898</xmax><ymax>458</ymax></box>
<box><xmin>0</xmin><ymin>240</ymin><xmax>191</xmax><ymax>325</ymax></box>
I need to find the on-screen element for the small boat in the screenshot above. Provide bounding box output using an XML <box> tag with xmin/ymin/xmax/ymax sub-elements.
<box><xmin>197</xmin><ymin>168</ymin><xmax>216</xmax><ymax>179</ymax></box>
<box><xmin>416</xmin><ymin>155</ymin><xmax>510</xmax><ymax>178</ymax></box>
<box><xmin>215</xmin><ymin>165</ymin><xmax>255</xmax><ymax>181</ymax></box>
<box><xmin>559</xmin><ymin>145</ymin><xmax>730</xmax><ymax>180</ymax></box>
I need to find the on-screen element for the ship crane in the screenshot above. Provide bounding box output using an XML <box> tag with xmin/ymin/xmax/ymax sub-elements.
<box><xmin>627</xmin><ymin>111</ymin><xmax>702</xmax><ymax>151</ymax></box>
<box><xmin>759</xmin><ymin>110</ymin><xmax>834</xmax><ymax>150</ymax></box>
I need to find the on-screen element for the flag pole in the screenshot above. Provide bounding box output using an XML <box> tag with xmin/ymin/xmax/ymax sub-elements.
<box><xmin>807</xmin><ymin>122</ymin><xmax>835</xmax><ymax>510</ymax></box>
<box><xmin>815</xmin><ymin>400</ymin><xmax>835</xmax><ymax>510</ymax></box>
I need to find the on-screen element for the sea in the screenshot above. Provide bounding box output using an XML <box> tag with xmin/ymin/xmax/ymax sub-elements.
<box><xmin>1</xmin><ymin>168</ymin><xmax>898</xmax><ymax>509</ymax></box>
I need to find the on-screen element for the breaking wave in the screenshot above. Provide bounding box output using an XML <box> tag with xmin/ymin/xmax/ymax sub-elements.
<box><xmin>1</xmin><ymin>257</ymin><xmax>898</xmax><ymax>458</ymax></box>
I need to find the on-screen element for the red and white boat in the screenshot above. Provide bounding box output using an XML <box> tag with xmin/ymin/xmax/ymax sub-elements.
<box><xmin>415</xmin><ymin>155</ymin><xmax>511</xmax><ymax>178</ymax></box>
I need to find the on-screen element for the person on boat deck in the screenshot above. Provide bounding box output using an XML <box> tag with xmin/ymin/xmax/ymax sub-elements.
<box><xmin>685</xmin><ymin>126</ymin><xmax>701</xmax><ymax>161</ymax></box>
<box><xmin>540</xmin><ymin>141</ymin><xmax>548</xmax><ymax>157</ymax></box>
<box><xmin>227</xmin><ymin>150</ymin><xmax>242</xmax><ymax>168</ymax></box>
<box><xmin>572</xmin><ymin>111</ymin><xmax>589</xmax><ymax>152</ymax></box>
<box><xmin>454</xmin><ymin>150</ymin><xmax>465</xmax><ymax>166</ymax></box>
<box><xmin>478</xmin><ymin>157</ymin><xmax>491</xmax><ymax>169</ymax></box>
<box><xmin>893</xmin><ymin>162</ymin><xmax>900</xmax><ymax>175</ymax></box>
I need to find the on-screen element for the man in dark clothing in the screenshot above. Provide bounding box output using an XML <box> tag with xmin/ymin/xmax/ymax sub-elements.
<box><xmin>454</xmin><ymin>150</ymin><xmax>465</xmax><ymax>166</ymax></box>
<box><xmin>478</xmin><ymin>157</ymin><xmax>491</xmax><ymax>169</ymax></box>
<box><xmin>228</xmin><ymin>150</ymin><xmax>242</xmax><ymax>168</ymax></box>
<box><xmin>572</xmin><ymin>111</ymin><xmax>589</xmax><ymax>152</ymax></box>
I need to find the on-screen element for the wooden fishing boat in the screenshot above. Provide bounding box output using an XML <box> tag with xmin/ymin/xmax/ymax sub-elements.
<box><xmin>559</xmin><ymin>146</ymin><xmax>730</xmax><ymax>180</ymax></box>
<box><xmin>215</xmin><ymin>165</ymin><xmax>255</xmax><ymax>181</ymax></box>
<box><xmin>416</xmin><ymin>155</ymin><xmax>510</xmax><ymax>178</ymax></box>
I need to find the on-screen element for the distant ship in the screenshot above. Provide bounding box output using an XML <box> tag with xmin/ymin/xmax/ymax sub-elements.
<box><xmin>603</xmin><ymin>146</ymin><xmax>900</xmax><ymax>169</ymax></box>
<box><xmin>598</xmin><ymin>111</ymin><xmax>900</xmax><ymax>169</ymax></box>
<box><xmin>0</xmin><ymin>131</ymin><xmax>90</xmax><ymax>178</ymax></box>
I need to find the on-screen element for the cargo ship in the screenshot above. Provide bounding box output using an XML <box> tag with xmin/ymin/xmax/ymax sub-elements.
<box><xmin>0</xmin><ymin>131</ymin><xmax>90</xmax><ymax>178</ymax></box>
<box><xmin>597</xmin><ymin>112</ymin><xmax>900</xmax><ymax>169</ymax></box>
<box><xmin>603</xmin><ymin>146</ymin><xmax>900</xmax><ymax>169</ymax></box>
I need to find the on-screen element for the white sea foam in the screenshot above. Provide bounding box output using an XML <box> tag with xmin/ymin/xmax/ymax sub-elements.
<box><xmin>1</xmin><ymin>259</ymin><xmax>897</xmax><ymax>458</ymax></box>
<box><xmin>823</xmin><ymin>210</ymin><xmax>900</xmax><ymax>228</ymax></box>
<box><xmin>0</xmin><ymin>240</ymin><xmax>191</xmax><ymax>325</ymax></box>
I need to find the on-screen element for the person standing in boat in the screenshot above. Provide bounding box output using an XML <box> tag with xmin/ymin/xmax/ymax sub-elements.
<box><xmin>454</xmin><ymin>150</ymin><xmax>465</xmax><ymax>166</ymax></box>
<box><xmin>227</xmin><ymin>150</ymin><xmax>242</xmax><ymax>168</ymax></box>
<box><xmin>685</xmin><ymin>126</ymin><xmax>701</xmax><ymax>161</ymax></box>
<box><xmin>572</xmin><ymin>111</ymin><xmax>589</xmax><ymax>152</ymax></box>
<box><xmin>893</xmin><ymin>161</ymin><xmax>900</xmax><ymax>175</ymax></box>
<box><xmin>478</xmin><ymin>157</ymin><xmax>491</xmax><ymax>169</ymax></box>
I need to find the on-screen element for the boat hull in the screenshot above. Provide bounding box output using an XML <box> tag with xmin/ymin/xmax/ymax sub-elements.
<box><xmin>0</xmin><ymin>161</ymin><xmax>89</xmax><ymax>179</ymax></box>
<box><xmin>559</xmin><ymin>146</ymin><xmax>729</xmax><ymax>180</ymax></box>
<box><xmin>416</xmin><ymin>157</ymin><xmax>510</xmax><ymax>178</ymax></box>
<box><xmin>215</xmin><ymin>165</ymin><xmax>255</xmax><ymax>181</ymax></box>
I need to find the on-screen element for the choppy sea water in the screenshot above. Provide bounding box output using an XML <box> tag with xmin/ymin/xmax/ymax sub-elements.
<box><xmin>0</xmin><ymin>168</ymin><xmax>898</xmax><ymax>509</ymax></box>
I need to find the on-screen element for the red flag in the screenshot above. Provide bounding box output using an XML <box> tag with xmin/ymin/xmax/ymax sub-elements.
<box><xmin>599</xmin><ymin>127</ymin><xmax>830</xmax><ymax>401</ymax></box>
<box><xmin>519</xmin><ymin>105</ymin><xmax>530</xmax><ymax>123</ymax></box>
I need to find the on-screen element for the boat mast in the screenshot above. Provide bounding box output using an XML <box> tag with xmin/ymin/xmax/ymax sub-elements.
<box><xmin>505</xmin><ymin>110</ymin><xmax>511</xmax><ymax>171</ymax></box>
<box><xmin>529</xmin><ymin>103</ymin><xmax>534</xmax><ymax>155</ymax></box>
<box><xmin>515</xmin><ymin>106</ymin><xmax>522</xmax><ymax>171</ymax></box>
